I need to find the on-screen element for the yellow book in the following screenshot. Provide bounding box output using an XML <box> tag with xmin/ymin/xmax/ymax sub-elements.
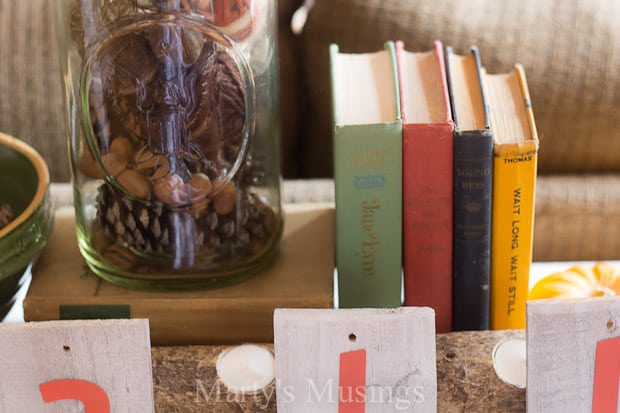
<box><xmin>486</xmin><ymin>65</ymin><xmax>539</xmax><ymax>330</ymax></box>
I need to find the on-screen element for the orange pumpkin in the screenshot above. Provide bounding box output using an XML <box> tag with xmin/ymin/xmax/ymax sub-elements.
<box><xmin>528</xmin><ymin>262</ymin><xmax>620</xmax><ymax>300</ymax></box>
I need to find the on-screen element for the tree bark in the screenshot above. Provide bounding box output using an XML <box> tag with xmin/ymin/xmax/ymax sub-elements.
<box><xmin>151</xmin><ymin>330</ymin><xmax>526</xmax><ymax>412</ymax></box>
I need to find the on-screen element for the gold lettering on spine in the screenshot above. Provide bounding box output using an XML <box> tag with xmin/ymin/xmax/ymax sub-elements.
<box><xmin>360</xmin><ymin>199</ymin><xmax>381</xmax><ymax>277</ymax></box>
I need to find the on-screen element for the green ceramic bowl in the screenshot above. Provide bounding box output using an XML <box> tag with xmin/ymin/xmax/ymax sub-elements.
<box><xmin>0</xmin><ymin>132</ymin><xmax>54</xmax><ymax>320</ymax></box>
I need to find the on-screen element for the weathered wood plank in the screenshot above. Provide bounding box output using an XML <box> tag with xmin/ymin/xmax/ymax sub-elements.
<box><xmin>274</xmin><ymin>308</ymin><xmax>437</xmax><ymax>412</ymax></box>
<box><xmin>151</xmin><ymin>330</ymin><xmax>526</xmax><ymax>412</ymax></box>
<box><xmin>527</xmin><ymin>297</ymin><xmax>620</xmax><ymax>413</ymax></box>
<box><xmin>0</xmin><ymin>319</ymin><xmax>154</xmax><ymax>413</ymax></box>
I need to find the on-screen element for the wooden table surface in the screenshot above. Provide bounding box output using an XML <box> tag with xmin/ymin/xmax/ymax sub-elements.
<box><xmin>151</xmin><ymin>330</ymin><xmax>525</xmax><ymax>412</ymax></box>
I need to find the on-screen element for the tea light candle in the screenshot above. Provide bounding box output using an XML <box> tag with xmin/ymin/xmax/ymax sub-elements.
<box><xmin>216</xmin><ymin>344</ymin><xmax>275</xmax><ymax>393</ymax></box>
<box><xmin>492</xmin><ymin>337</ymin><xmax>527</xmax><ymax>389</ymax></box>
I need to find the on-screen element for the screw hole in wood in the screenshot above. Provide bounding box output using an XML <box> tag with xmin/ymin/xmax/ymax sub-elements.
<box><xmin>63</xmin><ymin>345</ymin><xmax>71</xmax><ymax>352</ymax></box>
<box><xmin>348</xmin><ymin>333</ymin><xmax>357</xmax><ymax>342</ymax></box>
<box><xmin>607</xmin><ymin>318</ymin><xmax>616</xmax><ymax>332</ymax></box>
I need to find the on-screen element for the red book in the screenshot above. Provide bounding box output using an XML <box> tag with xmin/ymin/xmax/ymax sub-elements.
<box><xmin>395</xmin><ymin>40</ymin><xmax>454</xmax><ymax>333</ymax></box>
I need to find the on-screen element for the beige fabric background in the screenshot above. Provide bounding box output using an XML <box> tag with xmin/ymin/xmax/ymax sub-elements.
<box><xmin>0</xmin><ymin>1</ymin><xmax>68</xmax><ymax>181</ymax></box>
<box><xmin>294</xmin><ymin>0</ymin><xmax>620</xmax><ymax>177</ymax></box>
<box><xmin>0</xmin><ymin>0</ymin><xmax>619</xmax><ymax>182</ymax></box>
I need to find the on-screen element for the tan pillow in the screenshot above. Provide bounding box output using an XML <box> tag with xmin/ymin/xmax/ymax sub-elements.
<box><xmin>295</xmin><ymin>0</ymin><xmax>620</xmax><ymax>177</ymax></box>
<box><xmin>0</xmin><ymin>0</ymin><xmax>68</xmax><ymax>181</ymax></box>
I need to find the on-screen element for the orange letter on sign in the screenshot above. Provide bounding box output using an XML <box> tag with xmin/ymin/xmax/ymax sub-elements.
<box><xmin>593</xmin><ymin>336</ymin><xmax>620</xmax><ymax>413</ymax></box>
<box><xmin>339</xmin><ymin>349</ymin><xmax>366</xmax><ymax>413</ymax></box>
<box><xmin>40</xmin><ymin>379</ymin><xmax>110</xmax><ymax>413</ymax></box>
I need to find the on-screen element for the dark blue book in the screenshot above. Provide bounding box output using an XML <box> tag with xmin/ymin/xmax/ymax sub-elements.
<box><xmin>445</xmin><ymin>46</ymin><xmax>493</xmax><ymax>331</ymax></box>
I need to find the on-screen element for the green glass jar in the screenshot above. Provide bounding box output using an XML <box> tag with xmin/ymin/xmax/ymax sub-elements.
<box><xmin>55</xmin><ymin>0</ymin><xmax>282</xmax><ymax>289</ymax></box>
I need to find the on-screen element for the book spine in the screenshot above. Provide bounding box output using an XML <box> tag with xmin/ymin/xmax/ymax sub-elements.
<box><xmin>452</xmin><ymin>130</ymin><xmax>493</xmax><ymax>331</ymax></box>
<box><xmin>490</xmin><ymin>143</ymin><xmax>538</xmax><ymax>330</ymax></box>
<box><xmin>331</xmin><ymin>41</ymin><xmax>402</xmax><ymax>308</ymax></box>
<box><xmin>402</xmin><ymin>123</ymin><xmax>453</xmax><ymax>333</ymax></box>
<box><xmin>334</xmin><ymin>122</ymin><xmax>403</xmax><ymax>308</ymax></box>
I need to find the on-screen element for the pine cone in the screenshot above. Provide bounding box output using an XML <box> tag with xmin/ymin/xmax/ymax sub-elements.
<box><xmin>96</xmin><ymin>181</ymin><xmax>276</xmax><ymax>265</ymax></box>
<box><xmin>97</xmin><ymin>182</ymin><xmax>172</xmax><ymax>255</ymax></box>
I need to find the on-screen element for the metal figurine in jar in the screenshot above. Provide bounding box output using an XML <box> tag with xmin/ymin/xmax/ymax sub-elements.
<box><xmin>56</xmin><ymin>0</ymin><xmax>282</xmax><ymax>288</ymax></box>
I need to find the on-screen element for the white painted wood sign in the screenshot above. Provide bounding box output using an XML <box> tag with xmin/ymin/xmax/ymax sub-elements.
<box><xmin>527</xmin><ymin>297</ymin><xmax>620</xmax><ymax>413</ymax></box>
<box><xmin>0</xmin><ymin>319</ymin><xmax>154</xmax><ymax>413</ymax></box>
<box><xmin>274</xmin><ymin>307</ymin><xmax>437</xmax><ymax>413</ymax></box>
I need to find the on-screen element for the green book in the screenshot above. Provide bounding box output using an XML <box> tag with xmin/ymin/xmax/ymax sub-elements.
<box><xmin>330</xmin><ymin>41</ymin><xmax>402</xmax><ymax>308</ymax></box>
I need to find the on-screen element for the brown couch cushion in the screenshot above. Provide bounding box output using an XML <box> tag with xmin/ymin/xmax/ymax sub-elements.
<box><xmin>294</xmin><ymin>0</ymin><xmax>620</xmax><ymax>177</ymax></box>
<box><xmin>534</xmin><ymin>174</ymin><xmax>620</xmax><ymax>261</ymax></box>
<box><xmin>2</xmin><ymin>0</ymin><xmax>619</xmax><ymax>180</ymax></box>
<box><xmin>0</xmin><ymin>0</ymin><xmax>68</xmax><ymax>181</ymax></box>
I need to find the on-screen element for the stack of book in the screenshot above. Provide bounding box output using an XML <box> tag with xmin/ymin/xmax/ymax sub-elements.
<box><xmin>331</xmin><ymin>41</ymin><xmax>539</xmax><ymax>333</ymax></box>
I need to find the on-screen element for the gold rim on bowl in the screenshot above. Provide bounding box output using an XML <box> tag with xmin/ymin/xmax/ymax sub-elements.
<box><xmin>0</xmin><ymin>132</ymin><xmax>50</xmax><ymax>238</ymax></box>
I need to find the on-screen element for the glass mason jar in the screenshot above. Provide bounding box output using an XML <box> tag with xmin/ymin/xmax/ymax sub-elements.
<box><xmin>55</xmin><ymin>0</ymin><xmax>282</xmax><ymax>289</ymax></box>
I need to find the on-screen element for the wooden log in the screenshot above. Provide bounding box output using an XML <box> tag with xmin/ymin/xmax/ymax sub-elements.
<box><xmin>436</xmin><ymin>330</ymin><xmax>525</xmax><ymax>412</ymax></box>
<box><xmin>151</xmin><ymin>330</ymin><xmax>525</xmax><ymax>412</ymax></box>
